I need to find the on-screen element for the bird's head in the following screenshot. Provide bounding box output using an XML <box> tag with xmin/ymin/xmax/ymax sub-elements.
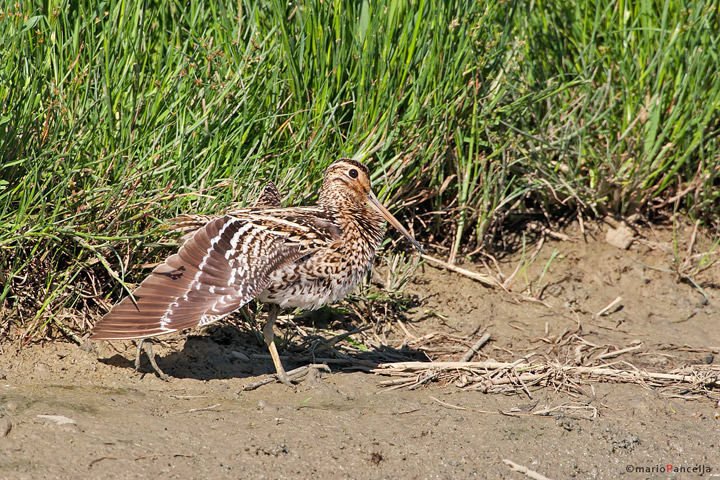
<box><xmin>320</xmin><ymin>158</ymin><xmax>425</xmax><ymax>254</ymax></box>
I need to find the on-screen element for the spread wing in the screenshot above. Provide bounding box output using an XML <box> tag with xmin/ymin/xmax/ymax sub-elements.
<box><xmin>90</xmin><ymin>215</ymin><xmax>311</xmax><ymax>340</ymax></box>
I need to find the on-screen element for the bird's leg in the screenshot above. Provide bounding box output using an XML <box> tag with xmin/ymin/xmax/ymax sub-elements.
<box><xmin>263</xmin><ymin>304</ymin><xmax>296</xmax><ymax>388</ymax></box>
<box><xmin>135</xmin><ymin>338</ymin><xmax>170</xmax><ymax>382</ymax></box>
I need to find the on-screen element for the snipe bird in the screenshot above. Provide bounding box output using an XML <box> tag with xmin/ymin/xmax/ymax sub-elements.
<box><xmin>90</xmin><ymin>159</ymin><xmax>424</xmax><ymax>385</ymax></box>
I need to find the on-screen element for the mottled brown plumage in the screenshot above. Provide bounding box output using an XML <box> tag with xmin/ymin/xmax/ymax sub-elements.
<box><xmin>90</xmin><ymin>159</ymin><xmax>424</xmax><ymax>385</ymax></box>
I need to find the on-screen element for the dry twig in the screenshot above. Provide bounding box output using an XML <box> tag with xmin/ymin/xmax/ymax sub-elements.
<box><xmin>171</xmin><ymin>404</ymin><xmax>222</xmax><ymax>415</ymax></box>
<box><xmin>596</xmin><ymin>296</ymin><xmax>623</xmax><ymax>317</ymax></box>
<box><xmin>503</xmin><ymin>459</ymin><xmax>555</xmax><ymax>480</ymax></box>
<box><xmin>421</xmin><ymin>254</ymin><xmax>501</xmax><ymax>288</ymax></box>
<box><xmin>460</xmin><ymin>333</ymin><xmax>492</xmax><ymax>362</ymax></box>
<box><xmin>596</xmin><ymin>344</ymin><xmax>642</xmax><ymax>360</ymax></box>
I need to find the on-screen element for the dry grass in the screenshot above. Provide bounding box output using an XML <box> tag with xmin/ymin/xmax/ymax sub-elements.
<box><xmin>372</xmin><ymin>359</ymin><xmax>720</xmax><ymax>400</ymax></box>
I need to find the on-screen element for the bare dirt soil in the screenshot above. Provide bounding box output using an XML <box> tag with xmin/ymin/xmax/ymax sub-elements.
<box><xmin>1</xmin><ymin>220</ymin><xmax>719</xmax><ymax>479</ymax></box>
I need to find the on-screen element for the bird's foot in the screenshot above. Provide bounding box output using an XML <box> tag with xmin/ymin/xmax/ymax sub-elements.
<box><xmin>135</xmin><ymin>339</ymin><xmax>171</xmax><ymax>382</ymax></box>
<box><xmin>275</xmin><ymin>369</ymin><xmax>297</xmax><ymax>390</ymax></box>
<box><xmin>240</xmin><ymin>364</ymin><xmax>331</xmax><ymax>392</ymax></box>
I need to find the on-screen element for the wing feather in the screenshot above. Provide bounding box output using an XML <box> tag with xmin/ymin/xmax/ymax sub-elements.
<box><xmin>90</xmin><ymin>215</ymin><xmax>310</xmax><ymax>340</ymax></box>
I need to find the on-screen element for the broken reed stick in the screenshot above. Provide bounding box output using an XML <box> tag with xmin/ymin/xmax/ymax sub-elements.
<box><xmin>503</xmin><ymin>459</ymin><xmax>555</xmax><ymax>480</ymax></box>
<box><xmin>420</xmin><ymin>254</ymin><xmax>500</xmax><ymax>288</ymax></box>
<box><xmin>596</xmin><ymin>296</ymin><xmax>623</xmax><ymax>317</ymax></box>
<box><xmin>375</xmin><ymin>360</ymin><xmax>523</xmax><ymax>371</ymax></box>
<box><xmin>460</xmin><ymin>333</ymin><xmax>492</xmax><ymax>362</ymax></box>
<box><xmin>596</xmin><ymin>344</ymin><xmax>642</xmax><ymax>360</ymax></box>
<box><xmin>170</xmin><ymin>404</ymin><xmax>222</xmax><ymax>415</ymax></box>
<box><xmin>430</xmin><ymin>396</ymin><xmax>598</xmax><ymax>419</ymax></box>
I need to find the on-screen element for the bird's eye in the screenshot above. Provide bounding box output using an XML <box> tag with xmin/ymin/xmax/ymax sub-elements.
<box><xmin>348</xmin><ymin>168</ymin><xmax>359</xmax><ymax>179</ymax></box>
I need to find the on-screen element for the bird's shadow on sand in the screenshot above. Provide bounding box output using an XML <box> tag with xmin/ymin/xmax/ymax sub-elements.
<box><xmin>99</xmin><ymin>328</ymin><xmax>262</xmax><ymax>381</ymax></box>
<box><xmin>98</xmin><ymin>321</ymin><xmax>429</xmax><ymax>382</ymax></box>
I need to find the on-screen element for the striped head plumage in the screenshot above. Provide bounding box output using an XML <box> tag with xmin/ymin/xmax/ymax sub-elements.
<box><xmin>90</xmin><ymin>159</ymin><xmax>424</xmax><ymax>375</ymax></box>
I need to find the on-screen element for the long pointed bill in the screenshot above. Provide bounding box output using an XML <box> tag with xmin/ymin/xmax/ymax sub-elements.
<box><xmin>368</xmin><ymin>192</ymin><xmax>426</xmax><ymax>254</ymax></box>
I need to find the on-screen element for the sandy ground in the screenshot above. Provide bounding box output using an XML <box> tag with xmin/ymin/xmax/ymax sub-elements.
<box><xmin>1</xmin><ymin>221</ymin><xmax>719</xmax><ymax>479</ymax></box>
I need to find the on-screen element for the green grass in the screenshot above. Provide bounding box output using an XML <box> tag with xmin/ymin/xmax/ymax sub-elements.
<box><xmin>1</xmin><ymin>0</ymin><xmax>719</xmax><ymax>341</ymax></box>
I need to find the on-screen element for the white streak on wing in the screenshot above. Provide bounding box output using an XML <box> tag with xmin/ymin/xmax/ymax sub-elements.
<box><xmin>251</xmin><ymin>236</ymin><xmax>262</xmax><ymax>258</ymax></box>
<box><xmin>198</xmin><ymin>314</ymin><xmax>221</xmax><ymax>326</ymax></box>
<box><xmin>241</xmin><ymin>229</ymin><xmax>254</xmax><ymax>255</ymax></box>
<box><xmin>230</xmin><ymin>227</ymin><xmax>242</xmax><ymax>248</ymax></box>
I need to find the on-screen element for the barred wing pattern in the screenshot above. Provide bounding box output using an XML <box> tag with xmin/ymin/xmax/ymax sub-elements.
<box><xmin>90</xmin><ymin>215</ymin><xmax>310</xmax><ymax>340</ymax></box>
